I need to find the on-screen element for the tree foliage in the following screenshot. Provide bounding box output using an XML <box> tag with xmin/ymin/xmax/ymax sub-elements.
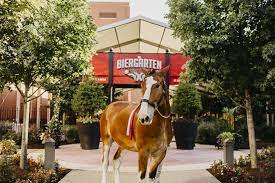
<box><xmin>167</xmin><ymin>0</ymin><xmax>274</xmax><ymax>168</ymax></box>
<box><xmin>172</xmin><ymin>81</ymin><xmax>202</xmax><ymax>118</ymax></box>
<box><xmin>72</xmin><ymin>77</ymin><xmax>107</xmax><ymax>119</ymax></box>
<box><xmin>0</xmin><ymin>0</ymin><xmax>97</xmax><ymax>169</ymax></box>
<box><xmin>0</xmin><ymin>0</ymin><xmax>96</xmax><ymax>90</ymax></box>
<box><xmin>167</xmin><ymin>0</ymin><xmax>274</xmax><ymax>100</ymax></box>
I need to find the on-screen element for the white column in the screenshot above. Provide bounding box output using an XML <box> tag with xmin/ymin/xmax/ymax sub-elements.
<box><xmin>110</xmin><ymin>87</ymin><xmax>114</xmax><ymax>102</ymax></box>
<box><xmin>36</xmin><ymin>89</ymin><xmax>41</xmax><ymax>129</ymax></box>
<box><xmin>128</xmin><ymin>90</ymin><xmax>132</xmax><ymax>102</ymax></box>
<box><xmin>47</xmin><ymin>93</ymin><xmax>51</xmax><ymax>123</ymax></box>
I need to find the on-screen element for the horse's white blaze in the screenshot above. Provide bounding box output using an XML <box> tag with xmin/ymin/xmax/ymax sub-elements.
<box><xmin>138</xmin><ymin>76</ymin><xmax>157</xmax><ymax>124</ymax></box>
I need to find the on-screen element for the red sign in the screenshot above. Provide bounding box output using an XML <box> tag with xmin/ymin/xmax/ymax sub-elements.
<box><xmin>91</xmin><ymin>53</ymin><xmax>190</xmax><ymax>85</ymax></box>
<box><xmin>91</xmin><ymin>53</ymin><xmax>109</xmax><ymax>84</ymax></box>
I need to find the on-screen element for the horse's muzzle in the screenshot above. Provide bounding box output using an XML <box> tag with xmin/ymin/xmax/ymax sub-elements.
<box><xmin>138</xmin><ymin>116</ymin><xmax>152</xmax><ymax>125</ymax></box>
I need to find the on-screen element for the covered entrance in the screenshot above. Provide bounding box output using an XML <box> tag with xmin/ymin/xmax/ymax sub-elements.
<box><xmin>91</xmin><ymin>16</ymin><xmax>190</xmax><ymax>102</ymax></box>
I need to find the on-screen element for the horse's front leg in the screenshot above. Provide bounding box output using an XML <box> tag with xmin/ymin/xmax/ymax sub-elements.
<box><xmin>138</xmin><ymin>150</ymin><xmax>149</xmax><ymax>183</ymax></box>
<box><xmin>148</xmin><ymin>150</ymin><xmax>166</xmax><ymax>183</ymax></box>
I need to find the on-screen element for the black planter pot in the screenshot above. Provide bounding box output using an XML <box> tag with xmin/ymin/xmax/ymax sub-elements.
<box><xmin>173</xmin><ymin>119</ymin><xmax>198</xmax><ymax>150</ymax></box>
<box><xmin>77</xmin><ymin>122</ymin><xmax>100</xmax><ymax>150</ymax></box>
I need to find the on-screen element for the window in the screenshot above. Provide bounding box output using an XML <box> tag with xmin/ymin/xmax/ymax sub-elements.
<box><xmin>99</xmin><ymin>12</ymin><xmax>117</xmax><ymax>18</ymax></box>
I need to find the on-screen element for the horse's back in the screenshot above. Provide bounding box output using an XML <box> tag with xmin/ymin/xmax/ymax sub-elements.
<box><xmin>104</xmin><ymin>101</ymin><xmax>132</xmax><ymax>122</ymax></box>
<box><xmin>100</xmin><ymin>101</ymin><xmax>138</xmax><ymax>148</ymax></box>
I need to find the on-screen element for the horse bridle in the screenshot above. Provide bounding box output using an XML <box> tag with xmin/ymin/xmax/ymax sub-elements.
<box><xmin>140</xmin><ymin>82</ymin><xmax>171</xmax><ymax>119</ymax></box>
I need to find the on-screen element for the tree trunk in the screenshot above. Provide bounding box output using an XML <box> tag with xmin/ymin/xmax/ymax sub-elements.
<box><xmin>62</xmin><ymin>113</ymin><xmax>66</xmax><ymax>126</ymax></box>
<box><xmin>20</xmin><ymin>86</ymin><xmax>30</xmax><ymax>169</ymax></box>
<box><xmin>36</xmin><ymin>88</ymin><xmax>41</xmax><ymax>129</ymax></box>
<box><xmin>266</xmin><ymin>101</ymin><xmax>270</xmax><ymax>127</ymax></box>
<box><xmin>245</xmin><ymin>89</ymin><xmax>258</xmax><ymax>169</ymax></box>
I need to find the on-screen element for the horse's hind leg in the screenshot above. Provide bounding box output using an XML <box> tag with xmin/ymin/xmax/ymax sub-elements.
<box><xmin>101</xmin><ymin>138</ymin><xmax>112</xmax><ymax>183</ymax></box>
<box><xmin>113</xmin><ymin>147</ymin><xmax>124</xmax><ymax>183</ymax></box>
<box><xmin>100</xmin><ymin>111</ymin><xmax>113</xmax><ymax>183</ymax></box>
<box><xmin>148</xmin><ymin>151</ymin><xmax>167</xmax><ymax>183</ymax></box>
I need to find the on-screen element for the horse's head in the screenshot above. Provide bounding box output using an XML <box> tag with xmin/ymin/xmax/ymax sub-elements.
<box><xmin>137</xmin><ymin>66</ymin><xmax>169</xmax><ymax>125</ymax></box>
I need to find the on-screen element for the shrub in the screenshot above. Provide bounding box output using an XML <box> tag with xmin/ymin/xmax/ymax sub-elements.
<box><xmin>234</xmin><ymin>115</ymin><xmax>248</xmax><ymax>142</ymax></box>
<box><xmin>62</xmin><ymin>125</ymin><xmax>79</xmax><ymax>143</ymax></box>
<box><xmin>216</xmin><ymin>132</ymin><xmax>244</xmax><ymax>149</ymax></box>
<box><xmin>217</xmin><ymin>132</ymin><xmax>235</xmax><ymax>144</ymax></box>
<box><xmin>41</xmin><ymin>121</ymin><xmax>64</xmax><ymax>148</ymax></box>
<box><xmin>72</xmin><ymin>77</ymin><xmax>107</xmax><ymax>122</ymax></box>
<box><xmin>3</xmin><ymin>130</ymin><xmax>21</xmax><ymax>145</ymax></box>
<box><xmin>209</xmin><ymin>148</ymin><xmax>275</xmax><ymax>183</ymax></box>
<box><xmin>196</xmin><ymin>116</ymin><xmax>233</xmax><ymax>144</ymax></box>
<box><xmin>257</xmin><ymin>126</ymin><xmax>275</xmax><ymax>143</ymax></box>
<box><xmin>0</xmin><ymin>121</ymin><xmax>13</xmax><ymax>140</ymax></box>
<box><xmin>270</xmin><ymin>146</ymin><xmax>275</xmax><ymax>154</ymax></box>
<box><xmin>196</xmin><ymin>122</ymin><xmax>218</xmax><ymax>144</ymax></box>
<box><xmin>49</xmin><ymin>119</ymin><xmax>64</xmax><ymax>146</ymax></box>
<box><xmin>0</xmin><ymin>140</ymin><xmax>17</xmax><ymax>156</ymax></box>
<box><xmin>172</xmin><ymin>82</ymin><xmax>202</xmax><ymax>118</ymax></box>
<box><xmin>0</xmin><ymin>156</ymin><xmax>17</xmax><ymax>183</ymax></box>
<box><xmin>233</xmin><ymin>133</ymin><xmax>244</xmax><ymax>149</ymax></box>
<box><xmin>28</xmin><ymin>129</ymin><xmax>42</xmax><ymax>145</ymax></box>
<box><xmin>0</xmin><ymin>155</ymin><xmax>69</xmax><ymax>183</ymax></box>
<box><xmin>3</xmin><ymin>129</ymin><xmax>42</xmax><ymax>146</ymax></box>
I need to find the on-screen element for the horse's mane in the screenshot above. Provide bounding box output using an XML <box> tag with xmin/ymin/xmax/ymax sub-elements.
<box><xmin>148</xmin><ymin>69</ymin><xmax>156</xmax><ymax>76</ymax></box>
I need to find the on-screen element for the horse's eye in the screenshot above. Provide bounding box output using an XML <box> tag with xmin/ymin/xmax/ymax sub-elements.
<box><xmin>155</xmin><ymin>84</ymin><xmax>160</xmax><ymax>88</ymax></box>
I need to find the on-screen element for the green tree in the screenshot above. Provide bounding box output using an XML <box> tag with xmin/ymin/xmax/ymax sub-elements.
<box><xmin>72</xmin><ymin>77</ymin><xmax>107</xmax><ymax>121</ymax></box>
<box><xmin>0</xmin><ymin>0</ymin><xmax>96</xmax><ymax>169</ymax></box>
<box><xmin>172</xmin><ymin>81</ymin><xmax>202</xmax><ymax>119</ymax></box>
<box><xmin>168</xmin><ymin>0</ymin><xmax>275</xmax><ymax>168</ymax></box>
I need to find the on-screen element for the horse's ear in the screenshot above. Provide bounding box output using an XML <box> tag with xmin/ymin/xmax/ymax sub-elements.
<box><xmin>157</xmin><ymin>66</ymin><xmax>170</xmax><ymax>77</ymax></box>
<box><xmin>141</xmin><ymin>68</ymin><xmax>150</xmax><ymax>76</ymax></box>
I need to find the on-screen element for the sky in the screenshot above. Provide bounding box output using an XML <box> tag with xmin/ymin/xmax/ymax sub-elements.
<box><xmin>130</xmin><ymin>0</ymin><xmax>169</xmax><ymax>23</ymax></box>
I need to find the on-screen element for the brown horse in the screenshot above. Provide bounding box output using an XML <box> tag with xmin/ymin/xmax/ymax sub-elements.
<box><xmin>100</xmin><ymin>66</ymin><xmax>173</xmax><ymax>183</ymax></box>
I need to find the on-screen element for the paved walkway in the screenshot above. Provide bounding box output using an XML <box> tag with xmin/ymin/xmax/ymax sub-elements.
<box><xmin>28</xmin><ymin>143</ymin><xmax>250</xmax><ymax>171</ymax></box>
<box><xmin>59</xmin><ymin>169</ymin><xmax>220</xmax><ymax>183</ymax></box>
<box><xmin>27</xmin><ymin>142</ymin><xmax>252</xmax><ymax>183</ymax></box>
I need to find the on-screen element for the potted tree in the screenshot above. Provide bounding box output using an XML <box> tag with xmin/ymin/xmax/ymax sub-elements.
<box><xmin>172</xmin><ymin>81</ymin><xmax>202</xmax><ymax>150</ymax></box>
<box><xmin>72</xmin><ymin>77</ymin><xmax>107</xmax><ymax>149</ymax></box>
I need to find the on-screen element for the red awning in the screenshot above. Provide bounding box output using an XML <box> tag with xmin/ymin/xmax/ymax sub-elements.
<box><xmin>91</xmin><ymin>52</ymin><xmax>190</xmax><ymax>85</ymax></box>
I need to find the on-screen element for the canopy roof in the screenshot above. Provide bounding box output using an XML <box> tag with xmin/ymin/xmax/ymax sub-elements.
<box><xmin>96</xmin><ymin>16</ymin><xmax>183</xmax><ymax>53</ymax></box>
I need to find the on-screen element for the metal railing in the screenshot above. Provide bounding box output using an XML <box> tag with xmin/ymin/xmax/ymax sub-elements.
<box><xmin>0</xmin><ymin>107</ymin><xmax>48</xmax><ymax>124</ymax></box>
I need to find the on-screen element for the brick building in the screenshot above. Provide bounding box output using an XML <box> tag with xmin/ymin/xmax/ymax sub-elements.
<box><xmin>89</xmin><ymin>0</ymin><xmax>130</xmax><ymax>27</ymax></box>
